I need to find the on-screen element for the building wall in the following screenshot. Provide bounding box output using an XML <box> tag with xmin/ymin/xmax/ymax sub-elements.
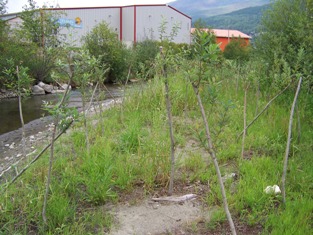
<box><xmin>52</xmin><ymin>7</ymin><xmax>120</xmax><ymax>46</ymax></box>
<box><xmin>217</xmin><ymin>37</ymin><xmax>250</xmax><ymax>51</ymax></box>
<box><xmin>6</xmin><ymin>16</ymin><xmax>23</xmax><ymax>30</ymax></box>
<box><xmin>121</xmin><ymin>6</ymin><xmax>135</xmax><ymax>46</ymax></box>
<box><xmin>3</xmin><ymin>5</ymin><xmax>191</xmax><ymax>47</ymax></box>
<box><xmin>136</xmin><ymin>5</ymin><xmax>191</xmax><ymax>44</ymax></box>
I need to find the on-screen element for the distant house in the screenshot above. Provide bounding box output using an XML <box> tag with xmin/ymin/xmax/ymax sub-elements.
<box><xmin>191</xmin><ymin>28</ymin><xmax>251</xmax><ymax>51</ymax></box>
<box><xmin>2</xmin><ymin>5</ymin><xmax>191</xmax><ymax>47</ymax></box>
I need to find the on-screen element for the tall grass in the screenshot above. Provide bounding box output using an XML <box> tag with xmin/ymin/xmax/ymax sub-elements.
<box><xmin>0</xmin><ymin>60</ymin><xmax>312</xmax><ymax>234</ymax></box>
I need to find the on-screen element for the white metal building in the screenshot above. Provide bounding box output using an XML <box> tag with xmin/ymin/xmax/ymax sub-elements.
<box><xmin>45</xmin><ymin>4</ymin><xmax>191</xmax><ymax>46</ymax></box>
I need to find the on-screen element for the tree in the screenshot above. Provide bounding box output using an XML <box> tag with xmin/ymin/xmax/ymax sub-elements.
<box><xmin>72</xmin><ymin>49</ymin><xmax>103</xmax><ymax>155</ymax></box>
<box><xmin>256</xmin><ymin>0</ymin><xmax>313</xmax><ymax>82</ymax></box>
<box><xmin>9</xmin><ymin>0</ymin><xmax>65</xmax><ymax>83</ymax></box>
<box><xmin>184</xmin><ymin>28</ymin><xmax>237</xmax><ymax>235</ymax></box>
<box><xmin>84</xmin><ymin>22</ymin><xmax>130</xmax><ymax>82</ymax></box>
<box><xmin>223</xmin><ymin>37</ymin><xmax>251</xmax><ymax>61</ymax></box>
<box><xmin>4</xmin><ymin>61</ymin><xmax>33</xmax><ymax>161</ymax></box>
<box><xmin>0</xmin><ymin>0</ymin><xmax>7</xmax><ymax>14</ymax></box>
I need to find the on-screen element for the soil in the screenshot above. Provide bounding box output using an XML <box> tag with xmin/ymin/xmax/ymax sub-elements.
<box><xmin>107</xmin><ymin>183</ymin><xmax>263</xmax><ymax>235</ymax></box>
<box><xmin>109</xmin><ymin>199</ymin><xmax>202</xmax><ymax>235</ymax></box>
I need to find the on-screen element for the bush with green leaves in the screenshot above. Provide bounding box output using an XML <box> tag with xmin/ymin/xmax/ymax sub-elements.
<box><xmin>256</xmin><ymin>0</ymin><xmax>313</xmax><ymax>83</ymax></box>
<box><xmin>84</xmin><ymin>22</ymin><xmax>130</xmax><ymax>83</ymax></box>
<box><xmin>0</xmin><ymin>2</ymin><xmax>65</xmax><ymax>86</ymax></box>
<box><xmin>132</xmin><ymin>40</ymin><xmax>159</xmax><ymax>79</ymax></box>
<box><xmin>223</xmin><ymin>37</ymin><xmax>251</xmax><ymax>61</ymax></box>
<box><xmin>189</xmin><ymin>28</ymin><xmax>222</xmax><ymax>62</ymax></box>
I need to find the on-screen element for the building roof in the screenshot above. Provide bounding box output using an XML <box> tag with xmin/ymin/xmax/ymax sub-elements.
<box><xmin>191</xmin><ymin>28</ymin><xmax>251</xmax><ymax>39</ymax></box>
<box><xmin>1</xmin><ymin>4</ymin><xmax>191</xmax><ymax>21</ymax></box>
<box><xmin>213</xmin><ymin>29</ymin><xmax>251</xmax><ymax>39</ymax></box>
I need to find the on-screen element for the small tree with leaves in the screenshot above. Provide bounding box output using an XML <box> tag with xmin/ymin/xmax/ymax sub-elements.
<box><xmin>12</xmin><ymin>0</ymin><xmax>65</xmax><ymax>83</ymax></box>
<box><xmin>84</xmin><ymin>22</ymin><xmax>130</xmax><ymax>82</ymax></box>
<box><xmin>183</xmin><ymin>28</ymin><xmax>237</xmax><ymax>235</ymax></box>
<box><xmin>157</xmin><ymin>16</ymin><xmax>181</xmax><ymax>196</ymax></box>
<box><xmin>72</xmin><ymin>49</ymin><xmax>103</xmax><ymax>155</ymax></box>
<box><xmin>4</xmin><ymin>60</ymin><xmax>34</xmax><ymax>161</ymax></box>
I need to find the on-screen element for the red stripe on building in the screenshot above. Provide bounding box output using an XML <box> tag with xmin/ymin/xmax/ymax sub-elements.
<box><xmin>120</xmin><ymin>7</ymin><xmax>123</xmax><ymax>41</ymax></box>
<box><xmin>167</xmin><ymin>5</ymin><xmax>191</xmax><ymax>19</ymax></box>
<box><xmin>134</xmin><ymin>6</ymin><xmax>136</xmax><ymax>44</ymax></box>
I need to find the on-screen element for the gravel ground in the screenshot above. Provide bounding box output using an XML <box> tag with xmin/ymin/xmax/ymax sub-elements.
<box><xmin>0</xmin><ymin>98</ymin><xmax>123</xmax><ymax>182</ymax></box>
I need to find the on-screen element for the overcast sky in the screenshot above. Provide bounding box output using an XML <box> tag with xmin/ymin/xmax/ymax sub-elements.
<box><xmin>7</xmin><ymin>0</ymin><xmax>174</xmax><ymax>13</ymax></box>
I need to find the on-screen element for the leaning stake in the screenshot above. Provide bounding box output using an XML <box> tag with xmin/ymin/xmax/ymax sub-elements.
<box><xmin>282</xmin><ymin>77</ymin><xmax>302</xmax><ymax>205</ymax></box>
<box><xmin>193</xmin><ymin>84</ymin><xmax>237</xmax><ymax>235</ymax></box>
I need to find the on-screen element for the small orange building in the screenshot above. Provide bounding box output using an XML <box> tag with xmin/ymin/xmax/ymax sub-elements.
<box><xmin>191</xmin><ymin>28</ymin><xmax>251</xmax><ymax>51</ymax></box>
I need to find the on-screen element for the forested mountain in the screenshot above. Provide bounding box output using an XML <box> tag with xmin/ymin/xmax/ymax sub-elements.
<box><xmin>203</xmin><ymin>4</ymin><xmax>270</xmax><ymax>37</ymax></box>
<box><xmin>169</xmin><ymin>0</ymin><xmax>270</xmax><ymax>19</ymax></box>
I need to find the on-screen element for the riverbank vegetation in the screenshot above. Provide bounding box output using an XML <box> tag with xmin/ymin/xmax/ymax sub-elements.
<box><xmin>0</xmin><ymin>54</ymin><xmax>312</xmax><ymax>233</ymax></box>
<box><xmin>0</xmin><ymin>0</ymin><xmax>312</xmax><ymax>234</ymax></box>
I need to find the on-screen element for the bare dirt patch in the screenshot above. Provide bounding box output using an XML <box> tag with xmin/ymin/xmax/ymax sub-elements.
<box><xmin>109</xmin><ymin>199</ymin><xmax>203</xmax><ymax>235</ymax></box>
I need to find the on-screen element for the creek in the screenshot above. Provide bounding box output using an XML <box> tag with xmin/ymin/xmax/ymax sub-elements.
<box><xmin>0</xmin><ymin>84</ymin><xmax>123</xmax><ymax>136</ymax></box>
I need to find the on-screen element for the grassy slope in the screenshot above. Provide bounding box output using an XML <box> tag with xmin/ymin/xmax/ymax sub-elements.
<box><xmin>0</xmin><ymin>61</ymin><xmax>312</xmax><ymax>234</ymax></box>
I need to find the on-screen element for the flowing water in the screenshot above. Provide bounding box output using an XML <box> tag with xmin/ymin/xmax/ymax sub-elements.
<box><xmin>0</xmin><ymin>84</ymin><xmax>123</xmax><ymax>136</ymax></box>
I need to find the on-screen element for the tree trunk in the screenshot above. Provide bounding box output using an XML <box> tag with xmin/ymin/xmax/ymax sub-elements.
<box><xmin>42</xmin><ymin>74</ymin><xmax>72</xmax><ymax>225</ymax></box>
<box><xmin>241</xmin><ymin>88</ymin><xmax>247</xmax><ymax>158</ymax></box>
<box><xmin>255</xmin><ymin>80</ymin><xmax>260</xmax><ymax>116</ymax></box>
<box><xmin>192</xmin><ymin>84</ymin><xmax>237</xmax><ymax>235</ymax></box>
<box><xmin>160</xmin><ymin>47</ymin><xmax>176</xmax><ymax>196</ymax></box>
<box><xmin>165</xmin><ymin>78</ymin><xmax>176</xmax><ymax>196</ymax></box>
<box><xmin>17</xmin><ymin>66</ymin><xmax>26</xmax><ymax>161</ymax></box>
<box><xmin>81</xmin><ymin>91</ymin><xmax>90</xmax><ymax>155</ymax></box>
<box><xmin>98</xmin><ymin>84</ymin><xmax>105</xmax><ymax>135</ymax></box>
<box><xmin>42</xmin><ymin>119</ymin><xmax>58</xmax><ymax>224</ymax></box>
<box><xmin>282</xmin><ymin>77</ymin><xmax>302</xmax><ymax>205</ymax></box>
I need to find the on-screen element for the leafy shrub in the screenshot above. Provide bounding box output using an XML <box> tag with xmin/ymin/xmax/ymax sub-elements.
<box><xmin>84</xmin><ymin>22</ymin><xmax>130</xmax><ymax>82</ymax></box>
<box><xmin>223</xmin><ymin>37</ymin><xmax>251</xmax><ymax>61</ymax></box>
<box><xmin>132</xmin><ymin>40</ymin><xmax>159</xmax><ymax>79</ymax></box>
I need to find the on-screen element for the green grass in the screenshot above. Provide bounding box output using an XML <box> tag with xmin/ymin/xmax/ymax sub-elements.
<box><xmin>0</xmin><ymin>60</ymin><xmax>312</xmax><ymax>234</ymax></box>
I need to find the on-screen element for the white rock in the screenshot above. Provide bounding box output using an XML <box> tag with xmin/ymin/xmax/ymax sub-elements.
<box><xmin>9</xmin><ymin>142</ymin><xmax>15</xmax><ymax>149</ymax></box>
<box><xmin>42</xmin><ymin>84</ymin><xmax>53</xmax><ymax>93</ymax></box>
<box><xmin>222</xmin><ymin>173</ymin><xmax>236</xmax><ymax>182</ymax></box>
<box><xmin>32</xmin><ymin>85</ymin><xmax>45</xmax><ymax>95</ymax></box>
<box><xmin>16</xmin><ymin>154</ymin><xmax>22</xmax><ymax>158</ymax></box>
<box><xmin>264</xmin><ymin>185</ymin><xmax>281</xmax><ymax>194</ymax></box>
<box><xmin>38</xmin><ymin>81</ymin><xmax>46</xmax><ymax>88</ymax></box>
<box><xmin>5</xmin><ymin>144</ymin><xmax>9</xmax><ymax>147</ymax></box>
<box><xmin>61</xmin><ymin>84</ymin><xmax>72</xmax><ymax>91</ymax></box>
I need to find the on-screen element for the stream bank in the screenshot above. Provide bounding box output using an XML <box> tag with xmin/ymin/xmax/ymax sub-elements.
<box><xmin>0</xmin><ymin>84</ymin><xmax>125</xmax><ymax>179</ymax></box>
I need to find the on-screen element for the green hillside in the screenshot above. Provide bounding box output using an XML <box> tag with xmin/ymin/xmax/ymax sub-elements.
<box><xmin>201</xmin><ymin>4</ymin><xmax>271</xmax><ymax>37</ymax></box>
<box><xmin>169</xmin><ymin>0</ymin><xmax>270</xmax><ymax>18</ymax></box>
